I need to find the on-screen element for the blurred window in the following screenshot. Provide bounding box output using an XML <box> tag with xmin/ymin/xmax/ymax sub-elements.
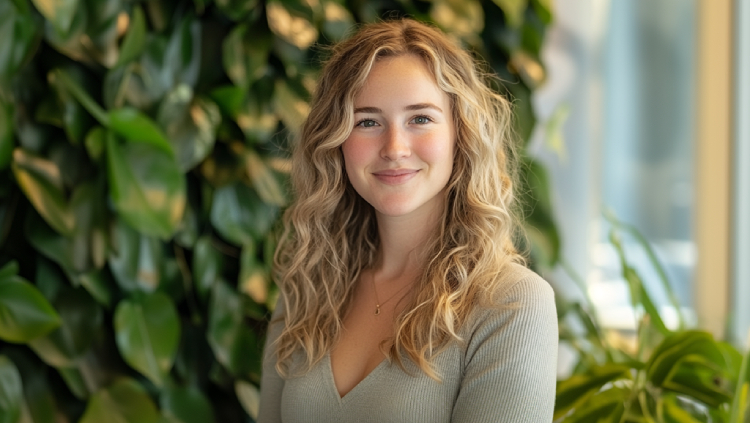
<box><xmin>533</xmin><ymin>0</ymin><xmax>697</xmax><ymax>332</ymax></box>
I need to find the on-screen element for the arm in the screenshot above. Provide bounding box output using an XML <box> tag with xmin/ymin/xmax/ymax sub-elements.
<box><xmin>257</xmin><ymin>300</ymin><xmax>286</xmax><ymax>423</ymax></box>
<box><xmin>452</xmin><ymin>274</ymin><xmax>558</xmax><ymax>423</ymax></box>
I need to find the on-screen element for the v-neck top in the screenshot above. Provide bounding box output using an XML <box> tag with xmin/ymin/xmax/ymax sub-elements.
<box><xmin>257</xmin><ymin>264</ymin><xmax>558</xmax><ymax>423</ymax></box>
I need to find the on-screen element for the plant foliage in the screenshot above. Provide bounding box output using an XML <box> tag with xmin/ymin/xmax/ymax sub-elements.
<box><xmin>555</xmin><ymin>214</ymin><xmax>750</xmax><ymax>422</ymax></box>
<box><xmin>0</xmin><ymin>0</ymin><xmax>558</xmax><ymax>421</ymax></box>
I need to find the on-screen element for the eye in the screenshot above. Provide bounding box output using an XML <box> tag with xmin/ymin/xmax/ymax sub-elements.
<box><xmin>412</xmin><ymin>115</ymin><xmax>432</xmax><ymax>124</ymax></box>
<box><xmin>355</xmin><ymin>119</ymin><xmax>378</xmax><ymax>128</ymax></box>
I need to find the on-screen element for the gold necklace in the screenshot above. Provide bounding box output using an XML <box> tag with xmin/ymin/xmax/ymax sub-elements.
<box><xmin>369</xmin><ymin>271</ymin><xmax>411</xmax><ymax>315</ymax></box>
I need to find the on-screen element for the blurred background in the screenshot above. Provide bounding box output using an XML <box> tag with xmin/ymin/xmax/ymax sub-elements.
<box><xmin>536</xmin><ymin>0</ymin><xmax>748</xmax><ymax>352</ymax></box>
<box><xmin>0</xmin><ymin>0</ymin><xmax>748</xmax><ymax>422</ymax></box>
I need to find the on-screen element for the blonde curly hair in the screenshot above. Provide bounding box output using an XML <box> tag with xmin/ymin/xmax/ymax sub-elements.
<box><xmin>273</xmin><ymin>18</ymin><xmax>525</xmax><ymax>379</ymax></box>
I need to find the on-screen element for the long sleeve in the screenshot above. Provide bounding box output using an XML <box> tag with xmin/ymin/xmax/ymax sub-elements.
<box><xmin>257</xmin><ymin>300</ymin><xmax>286</xmax><ymax>423</ymax></box>
<box><xmin>451</xmin><ymin>274</ymin><xmax>558</xmax><ymax>423</ymax></box>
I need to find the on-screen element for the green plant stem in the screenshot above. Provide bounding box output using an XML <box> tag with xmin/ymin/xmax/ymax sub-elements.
<box><xmin>604</xmin><ymin>209</ymin><xmax>685</xmax><ymax>331</ymax></box>
<box><xmin>560</xmin><ymin>258</ymin><xmax>614</xmax><ymax>362</ymax></box>
<box><xmin>54</xmin><ymin>69</ymin><xmax>109</xmax><ymax>126</ymax></box>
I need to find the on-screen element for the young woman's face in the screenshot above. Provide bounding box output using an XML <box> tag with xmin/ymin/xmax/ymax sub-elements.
<box><xmin>342</xmin><ymin>54</ymin><xmax>456</xmax><ymax>220</ymax></box>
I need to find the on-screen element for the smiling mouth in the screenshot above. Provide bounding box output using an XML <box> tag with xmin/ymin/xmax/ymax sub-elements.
<box><xmin>372</xmin><ymin>169</ymin><xmax>419</xmax><ymax>184</ymax></box>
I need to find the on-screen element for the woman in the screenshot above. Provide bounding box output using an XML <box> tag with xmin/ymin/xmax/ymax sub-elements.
<box><xmin>258</xmin><ymin>18</ymin><xmax>557</xmax><ymax>423</ymax></box>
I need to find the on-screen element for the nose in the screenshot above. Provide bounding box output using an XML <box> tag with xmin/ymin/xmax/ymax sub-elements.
<box><xmin>380</xmin><ymin>126</ymin><xmax>411</xmax><ymax>161</ymax></box>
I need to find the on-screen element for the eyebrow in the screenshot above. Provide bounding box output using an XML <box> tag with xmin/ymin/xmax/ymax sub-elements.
<box><xmin>353</xmin><ymin>103</ymin><xmax>444</xmax><ymax>114</ymax></box>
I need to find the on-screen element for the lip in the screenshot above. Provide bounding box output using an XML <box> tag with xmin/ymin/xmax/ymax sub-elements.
<box><xmin>372</xmin><ymin>168</ymin><xmax>419</xmax><ymax>185</ymax></box>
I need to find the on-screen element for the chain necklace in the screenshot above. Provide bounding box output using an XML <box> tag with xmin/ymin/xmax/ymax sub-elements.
<box><xmin>370</xmin><ymin>271</ymin><xmax>412</xmax><ymax>316</ymax></box>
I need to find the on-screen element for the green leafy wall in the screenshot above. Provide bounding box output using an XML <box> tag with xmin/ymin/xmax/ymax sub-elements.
<box><xmin>0</xmin><ymin>0</ymin><xmax>557</xmax><ymax>421</ymax></box>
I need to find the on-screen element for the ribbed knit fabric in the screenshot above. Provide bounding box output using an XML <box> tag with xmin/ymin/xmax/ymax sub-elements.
<box><xmin>258</xmin><ymin>264</ymin><xmax>558</xmax><ymax>423</ymax></box>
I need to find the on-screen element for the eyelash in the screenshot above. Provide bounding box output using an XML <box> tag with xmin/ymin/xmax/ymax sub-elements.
<box><xmin>354</xmin><ymin>115</ymin><xmax>434</xmax><ymax>127</ymax></box>
<box><xmin>411</xmin><ymin>115</ymin><xmax>433</xmax><ymax>124</ymax></box>
<box><xmin>355</xmin><ymin>118</ymin><xmax>377</xmax><ymax>127</ymax></box>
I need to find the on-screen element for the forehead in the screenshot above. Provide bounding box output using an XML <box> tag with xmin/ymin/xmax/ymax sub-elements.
<box><xmin>353</xmin><ymin>54</ymin><xmax>449</xmax><ymax>109</ymax></box>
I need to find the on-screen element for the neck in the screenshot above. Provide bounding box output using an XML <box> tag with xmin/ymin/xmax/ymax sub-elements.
<box><xmin>372</xmin><ymin>197</ymin><xmax>445</xmax><ymax>280</ymax></box>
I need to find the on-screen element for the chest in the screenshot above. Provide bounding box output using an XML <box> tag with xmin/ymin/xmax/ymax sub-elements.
<box><xmin>329</xmin><ymin>277</ymin><xmax>410</xmax><ymax>397</ymax></box>
<box><xmin>280</xmin><ymin>349</ymin><xmax>463</xmax><ymax>423</ymax></box>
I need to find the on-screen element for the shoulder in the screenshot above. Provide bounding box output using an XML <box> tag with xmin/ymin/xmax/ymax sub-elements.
<box><xmin>451</xmin><ymin>265</ymin><xmax>559</xmax><ymax>422</ymax></box>
<box><xmin>461</xmin><ymin>263</ymin><xmax>557</xmax><ymax>345</ymax></box>
<box><xmin>488</xmin><ymin>262</ymin><xmax>555</xmax><ymax>309</ymax></box>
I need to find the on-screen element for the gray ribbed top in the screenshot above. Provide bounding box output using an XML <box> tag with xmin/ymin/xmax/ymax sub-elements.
<box><xmin>258</xmin><ymin>264</ymin><xmax>558</xmax><ymax>423</ymax></box>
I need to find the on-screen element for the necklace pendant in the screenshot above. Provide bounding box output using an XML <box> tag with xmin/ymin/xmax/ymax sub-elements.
<box><xmin>375</xmin><ymin>305</ymin><xmax>381</xmax><ymax>315</ymax></box>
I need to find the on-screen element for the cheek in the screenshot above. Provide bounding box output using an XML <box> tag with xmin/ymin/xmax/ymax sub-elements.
<box><xmin>414</xmin><ymin>134</ymin><xmax>455</xmax><ymax>168</ymax></box>
<box><xmin>341</xmin><ymin>136</ymin><xmax>373</xmax><ymax>173</ymax></box>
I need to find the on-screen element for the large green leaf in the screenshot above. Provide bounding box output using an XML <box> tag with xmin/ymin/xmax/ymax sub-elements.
<box><xmin>67</xmin><ymin>180</ymin><xmax>108</xmax><ymax>272</ymax></box>
<box><xmin>321</xmin><ymin>2</ymin><xmax>355</xmax><ymax>42</ymax></box>
<box><xmin>174</xmin><ymin>195</ymin><xmax>199</xmax><ymax>248</ymax></box>
<box><xmin>156</xmin><ymin>87</ymin><xmax>220</xmax><ymax>171</ymax></box>
<box><xmin>662</xmin><ymin>358</ymin><xmax>732</xmax><ymax>407</ymax></box>
<box><xmin>430</xmin><ymin>0</ymin><xmax>484</xmax><ymax>41</ymax></box>
<box><xmin>554</xmin><ymin>363</ymin><xmax>632</xmax><ymax>420</ymax></box>
<box><xmin>26</xmin><ymin>211</ymin><xmax>77</xmax><ymax>274</ymax></box>
<box><xmin>0</xmin><ymin>356</ymin><xmax>24</xmax><ymax>423</ymax></box>
<box><xmin>207</xmin><ymin>281</ymin><xmax>259</xmax><ymax>377</ymax></box>
<box><xmin>192</xmin><ymin>236</ymin><xmax>224</xmax><ymax>299</ymax></box>
<box><xmin>29</xmin><ymin>287</ymin><xmax>103</xmax><ymax>367</ymax></box>
<box><xmin>239</xmin><ymin>244</ymin><xmax>269</xmax><ymax>304</ymax></box>
<box><xmin>116</xmin><ymin>5</ymin><xmax>147</xmax><ymax>67</ymax></box>
<box><xmin>0</xmin><ymin>262</ymin><xmax>18</xmax><ymax>281</ymax></box>
<box><xmin>237</xmin><ymin>91</ymin><xmax>278</xmax><ymax>143</ymax></box>
<box><xmin>79</xmin><ymin>0</ymin><xmax>125</xmax><ymax>73</ymax></box>
<box><xmin>22</xmin><ymin>180</ymin><xmax>108</xmax><ymax>274</ymax></box>
<box><xmin>108</xmin><ymin>218</ymin><xmax>165</xmax><ymax>293</ymax></box>
<box><xmin>243</xmin><ymin>149</ymin><xmax>287</xmax><ymax>207</ymax></box>
<box><xmin>0</xmin><ymin>276</ymin><xmax>61</xmax><ymax>343</ymax></box>
<box><xmin>273</xmin><ymin>79</ymin><xmax>309</xmax><ymax>133</ymax></box>
<box><xmin>146</xmin><ymin>15</ymin><xmax>201</xmax><ymax>91</ymax></box>
<box><xmin>108</xmin><ymin>108</ymin><xmax>174</xmax><ymax>155</ymax></box>
<box><xmin>56</xmin><ymin>365</ymin><xmax>90</xmax><ymax>399</ymax></box>
<box><xmin>210</xmin><ymin>85</ymin><xmax>245</xmax><ymax>118</ymax></box>
<box><xmin>41</xmin><ymin>4</ymin><xmax>91</xmax><ymax>65</ymax></box>
<box><xmin>266</xmin><ymin>1</ymin><xmax>317</xmax><ymax>50</ymax></box>
<box><xmin>103</xmin><ymin>63</ymin><xmax>155</xmax><ymax>110</ymax></box>
<box><xmin>160</xmin><ymin>385</ymin><xmax>215</xmax><ymax>423</ymax></box>
<box><xmin>75</xmin><ymin>269</ymin><xmax>114</xmax><ymax>308</ymax></box>
<box><xmin>210</xmin><ymin>182</ymin><xmax>279</xmax><ymax>246</ymax></box>
<box><xmin>530</xmin><ymin>0</ymin><xmax>552</xmax><ymax>24</ymax></box>
<box><xmin>78</xmin><ymin>378</ymin><xmax>162</xmax><ymax>423</ymax></box>
<box><xmin>104</xmin><ymin>14</ymin><xmax>200</xmax><ymax>109</ymax></box>
<box><xmin>32</xmin><ymin>0</ymin><xmax>81</xmax><ymax>35</ymax></box>
<box><xmin>11</xmin><ymin>148</ymin><xmax>74</xmax><ymax>235</ymax></box>
<box><xmin>647</xmin><ymin>331</ymin><xmax>724</xmax><ymax>388</ymax></box>
<box><xmin>559</xmin><ymin>386</ymin><xmax>627</xmax><ymax>423</ymax></box>
<box><xmin>114</xmin><ymin>292</ymin><xmax>180</xmax><ymax>386</ymax></box>
<box><xmin>660</xmin><ymin>394</ymin><xmax>704</xmax><ymax>423</ymax></box>
<box><xmin>106</xmin><ymin>132</ymin><xmax>186</xmax><ymax>239</ymax></box>
<box><xmin>222</xmin><ymin>24</ymin><xmax>270</xmax><ymax>90</ymax></box>
<box><xmin>4</xmin><ymin>349</ymin><xmax>57</xmax><ymax>423</ymax></box>
<box><xmin>492</xmin><ymin>0</ymin><xmax>527</xmax><ymax>28</ymax></box>
<box><xmin>235</xmin><ymin>380</ymin><xmax>260</xmax><ymax>420</ymax></box>
<box><xmin>0</xmin><ymin>1</ymin><xmax>41</xmax><ymax>83</ymax></box>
